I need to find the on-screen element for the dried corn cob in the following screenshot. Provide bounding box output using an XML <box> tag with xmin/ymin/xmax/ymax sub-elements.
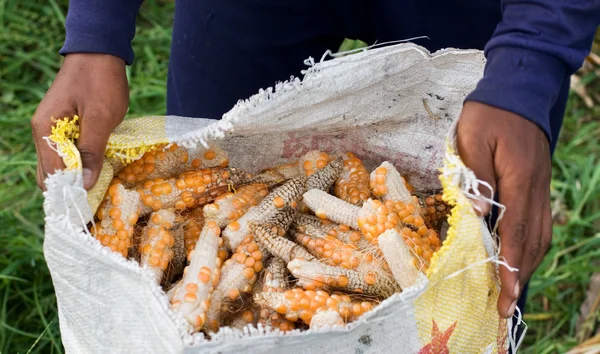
<box><xmin>370</xmin><ymin>162</ymin><xmax>420</xmax><ymax>215</ymax></box>
<box><xmin>334</xmin><ymin>152</ymin><xmax>371</xmax><ymax>206</ymax></box>
<box><xmin>254</xmin><ymin>288</ymin><xmax>376</xmax><ymax>325</ymax></box>
<box><xmin>250</xmin><ymin>222</ymin><xmax>315</xmax><ymax>263</ymax></box>
<box><xmin>139</xmin><ymin>209</ymin><xmax>178</xmax><ymax>282</ymax></box>
<box><xmin>222</xmin><ymin>177</ymin><xmax>306</xmax><ymax>250</ymax></box>
<box><xmin>305</xmin><ymin>156</ymin><xmax>343</xmax><ymax>191</ymax></box>
<box><xmin>227</xmin><ymin>308</ymin><xmax>259</xmax><ymax>330</ymax></box>
<box><xmin>203</xmin><ymin>183</ymin><xmax>270</xmax><ymax>228</ymax></box>
<box><xmin>136</xmin><ymin>167</ymin><xmax>252</xmax><ymax>215</ymax></box>
<box><xmin>164</xmin><ymin>222</ymin><xmax>186</xmax><ymax>285</ymax></box>
<box><xmin>301</xmin><ymin>189</ymin><xmax>360</xmax><ymax>229</ymax></box>
<box><xmin>257</xmin><ymin>258</ymin><xmax>296</xmax><ymax>332</ymax></box>
<box><xmin>92</xmin><ymin>183</ymin><xmax>141</xmax><ymax>257</ymax></box>
<box><xmin>299</xmin><ymin>150</ymin><xmax>331</xmax><ymax>177</ymax></box>
<box><xmin>293</xmin><ymin>225</ymin><xmax>376</xmax><ymax>271</ymax></box>
<box><xmin>205</xmin><ymin>230</ymin><xmax>269</xmax><ymax>332</ymax></box>
<box><xmin>117</xmin><ymin>143</ymin><xmax>229</xmax><ymax>187</ymax></box>
<box><xmin>310</xmin><ymin>311</ymin><xmax>345</xmax><ymax>329</ymax></box>
<box><xmin>261</xmin><ymin>161</ymin><xmax>301</xmax><ymax>180</ymax></box>
<box><xmin>182</xmin><ymin>208</ymin><xmax>204</xmax><ymax>258</ymax></box>
<box><xmin>293</xmin><ymin>214</ymin><xmax>338</xmax><ymax>232</ymax></box>
<box><xmin>170</xmin><ymin>221</ymin><xmax>222</xmax><ymax>331</ymax></box>
<box><xmin>167</xmin><ymin>278</ymin><xmax>183</xmax><ymax>303</ymax></box>
<box><xmin>287</xmin><ymin>259</ymin><xmax>400</xmax><ymax>297</ymax></box>
<box><xmin>377</xmin><ymin>229</ymin><xmax>422</xmax><ymax>289</ymax></box>
<box><xmin>247</xmin><ymin>169</ymin><xmax>286</xmax><ymax>187</ymax></box>
<box><xmin>418</xmin><ymin>192</ymin><xmax>450</xmax><ymax>228</ymax></box>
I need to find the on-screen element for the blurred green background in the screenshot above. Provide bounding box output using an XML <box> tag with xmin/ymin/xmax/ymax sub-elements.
<box><xmin>1</xmin><ymin>1</ymin><xmax>599</xmax><ymax>353</ymax></box>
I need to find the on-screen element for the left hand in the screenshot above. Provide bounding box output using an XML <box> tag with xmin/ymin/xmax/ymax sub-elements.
<box><xmin>456</xmin><ymin>101</ymin><xmax>553</xmax><ymax>318</ymax></box>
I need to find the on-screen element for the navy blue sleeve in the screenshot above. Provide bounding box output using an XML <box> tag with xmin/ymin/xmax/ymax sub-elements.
<box><xmin>465</xmin><ymin>0</ymin><xmax>600</xmax><ymax>143</ymax></box>
<box><xmin>59</xmin><ymin>0</ymin><xmax>144</xmax><ymax>65</ymax></box>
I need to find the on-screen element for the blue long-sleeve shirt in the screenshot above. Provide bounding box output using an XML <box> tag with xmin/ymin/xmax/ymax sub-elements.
<box><xmin>59</xmin><ymin>1</ymin><xmax>600</xmax><ymax>150</ymax></box>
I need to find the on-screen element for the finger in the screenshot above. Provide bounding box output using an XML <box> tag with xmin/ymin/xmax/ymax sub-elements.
<box><xmin>456</xmin><ymin>118</ymin><xmax>497</xmax><ymax>217</ymax></box>
<box><xmin>496</xmin><ymin>175</ymin><xmax>530</xmax><ymax>318</ymax></box>
<box><xmin>76</xmin><ymin>110</ymin><xmax>114</xmax><ymax>190</ymax></box>
<box><xmin>516</xmin><ymin>191</ymin><xmax>544</xmax><ymax>290</ymax></box>
<box><xmin>31</xmin><ymin>106</ymin><xmax>72</xmax><ymax>190</ymax></box>
<box><xmin>533</xmin><ymin>194</ymin><xmax>553</xmax><ymax>272</ymax></box>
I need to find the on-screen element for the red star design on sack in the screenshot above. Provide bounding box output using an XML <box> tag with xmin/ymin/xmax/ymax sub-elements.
<box><xmin>418</xmin><ymin>319</ymin><xmax>457</xmax><ymax>354</ymax></box>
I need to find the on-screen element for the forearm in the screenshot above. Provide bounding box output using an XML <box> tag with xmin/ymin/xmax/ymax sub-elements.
<box><xmin>465</xmin><ymin>0</ymin><xmax>600</xmax><ymax>143</ymax></box>
<box><xmin>59</xmin><ymin>0</ymin><xmax>144</xmax><ymax>65</ymax></box>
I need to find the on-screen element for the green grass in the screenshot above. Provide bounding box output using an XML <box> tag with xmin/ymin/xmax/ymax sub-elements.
<box><xmin>0</xmin><ymin>1</ymin><xmax>598</xmax><ymax>353</ymax></box>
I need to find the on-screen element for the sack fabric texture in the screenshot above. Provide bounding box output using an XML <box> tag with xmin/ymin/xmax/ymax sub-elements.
<box><xmin>42</xmin><ymin>43</ymin><xmax>525</xmax><ymax>354</ymax></box>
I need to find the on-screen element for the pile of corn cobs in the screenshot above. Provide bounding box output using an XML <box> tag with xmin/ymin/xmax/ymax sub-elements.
<box><xmin>90</xmin><ymin>144</ymin><xmax>450</xmax><ymax>335</ymax></box>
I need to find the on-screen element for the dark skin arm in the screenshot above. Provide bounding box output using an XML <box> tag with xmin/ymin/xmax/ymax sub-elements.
<box><xmin>457</xmin><ymin>101</ymin><xmax>553</xmax><ymax>318</ymax></box>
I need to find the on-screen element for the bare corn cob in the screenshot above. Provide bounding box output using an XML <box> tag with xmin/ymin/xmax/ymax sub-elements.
<box><xmin>136</xmin><ymin>167</ymin><xmax>252</xmax><ymax>215</ymax></box>
<box><xmin>257</xmin><ymin>258</ymin><xmax>296</xmax><ymax>332</ymax></box>
<box><xmin>251</xmin><ymin>222</ymin><xmax>316</xmax><ymax>263</ymax></box>
<box><xmin>222</xmin><ymin>177</ymin><xmax>306</xmax><ymax>250</ymax></box>
<box><xmin>299</xmin><ymin>150</ymin><xmax>331</xmax><ymax>177</ymax></box>
<box><xmin>287</xmin><ymin>259</ymin><xmax>400</xmax><ymax>297</ymax></box>
<box><xmin>117</xmin><ymin>143</ymin><xmax>229</xmax><ymax>187</ymax></box>
<box><xmin>167</xmin><ymin>278</ymin><xmax>183</xmax><ymax>303</ymax></box>
<box><xmin>370</xmin><ymin>161</ymin><xmax>421</xmax><ymax>215</ymax></box>
<box><xmin>92</xmin><ymin>183</ymin><xmax>141</xmax><ymax>257</ymax></box>
<box><xmin>334</xmin><ymin>152</ymin><xmax>371</xmax><ymax>206</ymax></box>
<box><xmin>293</xmin><ymin>214</ymin><xmax>338</xmax><ymax>232</ymax></box>
<box><xmin>170</xmin><ymin>221</ymin><xmax>222</xmax><ymax>331</ymax></box>
<box><xmin>254</xmin><ymin>288</ymin><xmax>376</xmax><ymax>325</ymax></box>
<box><xmin>203</xmin><ymin>183</ymin><xmax>270</xmax><ymax>228</ymax></box>
<box><xmin>310</xmin><ymin>311</ymin><xmax>345</xmax><ymax>329</ymax></box>
<box><xmin>139</xmin><ymin>209</ymin><xmax>178</xmax><ymax>282</ymax></box>
<box><xmin>302</xmin><ymin>189</ymin><xmax>360</xmax><ymax>229</ymax></box>
<box><xmin>305</xmin><ymin>156</ymin><xmax>343</xmax><ymax>191</ymax></box>
<box><xmin>378</xmin><ymin>229</ymin><xmax>423</xmax><ymax>289</ymax></box>
<box><xmin>247</xmin><ymin>169</ymin><xmax>286</xmax><ymax>187</ymax></box>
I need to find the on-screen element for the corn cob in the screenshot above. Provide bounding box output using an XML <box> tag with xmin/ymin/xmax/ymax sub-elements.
<box><xmin>167</xmin><ymin>278</ymin><xmax>183</xmax><ymax>303</ymax></box>
<box><xmin>117</xmin><ymin>143</ymin><xmax>229</xmax><ymax>187</ymax></box>
<box><xmin>293</xmin><ymin>214</ymin><xmax>338</xmax><ymax>232</ymax></box>
<box><xmin>257</xmin><ymin>258</ymin><xmax>296</xmax><ymax>332</ymax></box>
<box><xmin>305</xmin><ymin>156</ymin><xmax>343</xmax><ymax>191</ymax></box>
<box><xmin>222</xmin><ymin>177</ymin><xmax>306</xmax><ymax>250</ymax></box>
<box><xmin>203</xmin><ymin>183</ymin><xmax>270</xmax><ymax>228</ymax></box>
<box><xmin>247</xmin><ymin>169</ymin><xmax>286</xmax><ymax>187</ymax></box>
<box><xmin>227</xmin><ymin>308</ymin><xmax>259</xmax><ymax>330</ymax></box>
<box><xmin>205</xmin><ymin>231</ymin><xmax>269</xmax><ymax>332</ymax></box>
<box><xmin>170</xmin><ymin>220</ymin><xmax>222</xmax><ymax>331</ymax></box>
<box><xmin>260</xmin><ymin>161</ymin><xmax>301</xmax><ymax>180</ymax></box>
<box><xmin>287</xmin><ymin>259</ymin><xmax>400</xmax><ymax>297</ymax></box>
<box><xmin>369</xmin><ymin>161</ymin><xmax>420</xmax><ymax>215</ymax></box>
<box><xmin>310</xmin><ymin>311</ymin><xmax>345</xmax><ymax>329</ymax></box>
<box><xmin>250</xmin><ymin>222</ymin><xmax>316</xmax><ymax>263</ymax></box>
<box><xmin>299</xmin><ymin>150</ymin><xmax>330</xmax><ymax>177</ymax></box>
<box><xmin>254</xmin><ymin>288</ymin><xmax>376</xmax><ymax>325</ymax></box>
<box><xmin>418</xmin><ymin>192</ymin><xmax>450</xmax><ymax>228</ymax></box>
<box><xmin>92</xmin><ymin>183</ymin><xmax>141</xmax><ymax>257</ymax></box>
<box><xmin>334</xmin><ymin>152</ymin><xmax>371</xmax><ymax>206</ymax></box>
<box><xmin>139</xmin><ymin>209</ymin><xmax>179</xmax><ymax>282</ymax></box>
<box><xmin>182</xmin><ymin>208</ymin><xmax>205</xmax><ymax>258</ymax></box>
<box><xmin>136</xmin><ymin>167</ymin><xmax>252</xmax><ymax>215</ymax></box>
<box><xmin>164</xmin><ymin>221</ymin><xmax>186</xmax><ymax>285</ymax></box>
<box><xmin>301</xmin><ymin>189</ymin><xmax>360</xmax><ymax>229</ymax></box>
<box><xmin>377</xmin><ymin>229</ymin><xmax>422</xmax><ymax>289</ymax></box>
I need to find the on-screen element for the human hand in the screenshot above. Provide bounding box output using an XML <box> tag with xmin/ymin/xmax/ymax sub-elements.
<box><xmin>456</xmin><ymin>101</ymin><xmax>552</xmax><ymax>318</ymax></box>
<box><xmin>31</xmin><ymin>53</ymin><xmax>129</xmax><ymax>191</ymax></box>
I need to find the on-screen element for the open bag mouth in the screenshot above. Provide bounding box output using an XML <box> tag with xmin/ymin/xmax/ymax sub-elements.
<box><xmin>41</xmin><ymin>42</ymin><xmax>525</xmax><ymax>354</ymax></box>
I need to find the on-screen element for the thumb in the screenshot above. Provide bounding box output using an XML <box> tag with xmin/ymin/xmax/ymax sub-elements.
<box><xmin>456</xmin><ymin>108</ymin><xmax>497</xmax><ymax>217</ymax></box>
<box><xmin>76</xmin><ymin>112</ymin><xmax>113</xmax><ymax>190</ymax></box>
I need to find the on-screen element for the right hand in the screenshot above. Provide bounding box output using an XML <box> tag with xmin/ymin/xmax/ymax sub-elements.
<box><xmin>32</xmin><ymin>53</ymin><xmax>129</xmax><ymax>191</ymax></box>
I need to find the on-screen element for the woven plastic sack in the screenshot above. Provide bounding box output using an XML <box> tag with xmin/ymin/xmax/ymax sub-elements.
<box><xmin>42</xmin><ymin>42</ymin><xmax>525</xmax><ymax>354</ymax></box>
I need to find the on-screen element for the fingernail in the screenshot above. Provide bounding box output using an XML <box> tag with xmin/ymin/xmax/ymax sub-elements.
<box><xmin>513</xmin><ymin>280</ymin><xmax>520</xmax><ymax>298</ymax></box>
<box><xmin>83</xmin><ymin>168</ymin><xmax>92</xmax><ymax>189</ymax></box>
<box><xmin>507</xmin><ymin>300</ymin><xmax>517</xmax><ymax>317</ymax></box>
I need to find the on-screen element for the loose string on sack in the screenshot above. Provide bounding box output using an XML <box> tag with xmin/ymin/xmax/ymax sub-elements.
<box><xmin>508</xmin><ymin>306</ymin><xmax>527</xmax><ymax>352</ymax></box>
